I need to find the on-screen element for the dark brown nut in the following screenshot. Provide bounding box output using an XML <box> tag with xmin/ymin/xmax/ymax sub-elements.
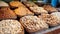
<box><xmin>43</xmin><ymin>5</ymin><xmax>58</xmax><ymax>13</ymax></box>
<box><xmin>0</xmin><ymin>8</ymin><xmax>17</xmax><ymax>20</ymax></box>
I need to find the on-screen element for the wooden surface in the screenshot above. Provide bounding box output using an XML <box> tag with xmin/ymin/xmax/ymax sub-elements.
<box><xmin>45</xmin><ymin>28</ymin><xmax>60</xmax><ymax>34</ymax></box>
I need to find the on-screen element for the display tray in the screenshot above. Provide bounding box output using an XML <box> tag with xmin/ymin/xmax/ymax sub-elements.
<box><xmin>56</xmin><ymin>8</ymin><xmax>60</xmax><ymax>12</ymax></box>
<box><xmin>29</xmin><ymin>25</ymin><xmax>60</xmax><ymax>34</ymax></box>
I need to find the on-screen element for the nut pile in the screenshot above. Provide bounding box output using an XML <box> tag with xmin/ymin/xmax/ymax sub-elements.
<box><xmin>30</xmin><ymin>7</ymin><xmax>48</xmax><ymax>14</ymax></box>
<box><xmin>0</xmin><ymin>20</ymin><xmax>24</xmax><ymax>34</ymax></box>
<box><xmin>20</xmin><ymin>16</ymin><xmax>48</xmax><ymax>32</ymax></box>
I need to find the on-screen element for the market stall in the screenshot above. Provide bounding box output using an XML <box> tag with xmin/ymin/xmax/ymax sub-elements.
<box><xmin>0</xmin><ymin>0</ymin><xmax>60</xmax><ymax>34</ymax></box>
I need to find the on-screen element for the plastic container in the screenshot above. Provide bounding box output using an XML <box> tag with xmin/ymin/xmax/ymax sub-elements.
<box><xmin>51</xmin><ymin>0</ymin><xmax>58</xmax><ymax>7</ymax></box>
<box><xmin>43</xmin><ymin>0</ymin><xmax>48</xmax><ymax>3</ymax></box>
<box><xmin>59</xmin><ymin>0</ymin><xmax>60</xmax><ymax>3</ymax></box>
